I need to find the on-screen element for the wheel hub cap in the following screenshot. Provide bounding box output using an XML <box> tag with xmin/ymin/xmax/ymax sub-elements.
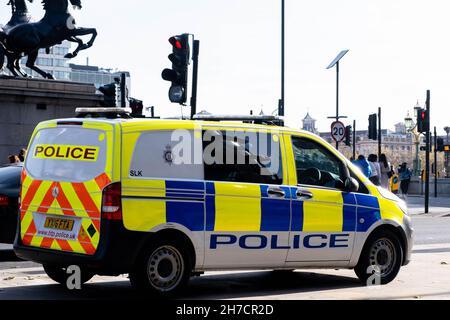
<box><xmin>147</xmin><ymin>246</ymin><xmax>184</xmax><ymax>292</ymax></box>
<box><xmin>369</xmin><ymin>238</ymin><xmax>396</xmax><ymax>277</ymax></box>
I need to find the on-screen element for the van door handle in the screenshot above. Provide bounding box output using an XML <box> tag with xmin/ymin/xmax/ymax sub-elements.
<box><xmin>296</xmin><ymin>189</ymin><xmax>313</xmax><ymax>200</ymax></box>
<box><xmin>267</xmin><ymin>187</ymin><xmax>286</xmax><ymax>198</ymax></box>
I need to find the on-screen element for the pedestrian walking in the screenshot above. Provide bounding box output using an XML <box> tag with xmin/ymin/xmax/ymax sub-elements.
<box><xmin>368</xmin><ymin>154</ymin><xmax>381</xmax><ymax>186</ymax></box>
<box><xmin>18</xmin><ymin>148</ymin><xmax>27</xmax><ymax>162</ymax></box>
<box><xmin>399</xmin><ymin>162</ymin><xmax>412</xmax><ymax>199</ymax></box>
<box><xmin>352</xmin><ymin>155</ymin><xmax>372</xmax><ymax>178</ymax></box>
<box><xmin>379</xmin><ymin>154</ymin><xmax>392</xmax><ymax>190</ymax></box>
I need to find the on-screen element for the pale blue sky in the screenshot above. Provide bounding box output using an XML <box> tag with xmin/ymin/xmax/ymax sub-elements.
<box><xmin>1</xmin><ymin>0</ymin><xmax>450</xmax><ymax>135</ymax></box>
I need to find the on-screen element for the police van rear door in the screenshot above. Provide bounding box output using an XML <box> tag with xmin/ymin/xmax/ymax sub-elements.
<box><xmin>20</xmin><ymin>121</ymin><xmax>115</xmax><ymax>256</ymax></box>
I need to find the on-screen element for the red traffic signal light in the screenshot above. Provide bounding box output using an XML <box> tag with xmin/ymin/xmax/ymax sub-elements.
<box><xmin>162</xmin><ymin>34</ymin><xmax>191</xmax><ymax>104</ymax></box>
<box><xmin>169</xmin><ymin>37</ymin><xmax>184</xmax><ymax>50</ymax></box>
<box><xmin>417</xmin><ymin>108</ymin><xmax>429</xmax><ymax>133</ymax></box>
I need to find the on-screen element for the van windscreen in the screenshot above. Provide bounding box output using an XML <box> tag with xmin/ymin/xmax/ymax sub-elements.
<box><xmin>25</xmin><ymin>127</ymin><xmax>107</xmax><ymax>183</ymax></box>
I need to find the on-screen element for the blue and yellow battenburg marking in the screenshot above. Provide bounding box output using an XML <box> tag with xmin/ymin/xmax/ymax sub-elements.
<box><xmin>127</xmin><ymin>180</ymin><xmax>383</xmax><ymax>234</ymax></box>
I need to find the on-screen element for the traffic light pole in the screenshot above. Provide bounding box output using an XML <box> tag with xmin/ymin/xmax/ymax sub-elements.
<box><xmin>335</xmin><ymin>61</ymin><xmax>340</xmax><ymax>150</ymax></box>
<box><xmin>425</xmin><ymin>90</ymin><xmax>431</xmax><ymax>214</ymax></box>
<box><xmin>378</xmin><ymin>107</ymin><xmax>382</xmax><ymax>159</ymax></box>
<box><xmin>190</xmin><ymin>40</ymin><xmax>200</xmax><ymax>119</ymax></box>
<box><xmin>279</xmin><ymin>0</ymin><xmax>285</xmax><ymax>118</ymax></box>
<box><xmin>353</xmin><ymin>120</ymin><xmax>356</xmax><ymax>160</ymax></box>
<box><xmin>434</xmin><ymin>126</ymin><xmax>438</xmax><ymax>198</ymax></box>
<box><xmin>120</xmin><ymin>73</ymin><xmax>126</xmax><ymax>108</ymax></box>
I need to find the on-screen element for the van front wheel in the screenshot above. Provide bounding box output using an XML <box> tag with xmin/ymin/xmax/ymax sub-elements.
<box><xmin>129</xmin><ymin>239</ymin><xmax>192</xmax><ymax>296</ymax></box>
<box><xmin>354</xmin><ymin>229</ymin><xmax>403</xmax><ymax>285</ymax></box>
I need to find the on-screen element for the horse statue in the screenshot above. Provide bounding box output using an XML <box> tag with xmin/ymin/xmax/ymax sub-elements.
<box><xmin>3</xmin><ymin>0</ymin><xmax>34</xmax><ymax>31</ymax></box>
<box><xmin>0</xmin><ymin>0</ymin><xmax>97</xmax><ymax>79</ymax></box>
<box><xmin>0</xmin><ymin>0</ymin><xmax>34</xmax><ymax>76</ymax></box>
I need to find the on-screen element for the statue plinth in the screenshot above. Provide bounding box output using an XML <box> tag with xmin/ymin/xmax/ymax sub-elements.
<box><xmin>0</xmin><ymin>76</ymin><xmax>102</xmax><ymax>164</ymax></box>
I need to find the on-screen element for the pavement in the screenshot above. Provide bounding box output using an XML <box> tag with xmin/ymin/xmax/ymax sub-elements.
<box><xmin>0</xmin><ymin>244</ymin><xmax>11</xmax><ymax>251</ymax></box>
<box><xmin>405</xmin><ymin>195</ymin><xmax>450</xmax><ymax>216</ymax></box>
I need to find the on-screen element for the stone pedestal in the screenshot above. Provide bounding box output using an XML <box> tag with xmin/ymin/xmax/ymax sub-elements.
<box><xmin>0</xmin><ymin>76</ymin><xmax>102</xmax><ymax>164</ymax></box>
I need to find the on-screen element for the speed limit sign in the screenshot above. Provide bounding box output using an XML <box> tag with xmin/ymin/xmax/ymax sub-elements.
<box><xmin>331</xmin><ymin>121</ymin><xmax>346</xmax><ymax>142</ymax></box>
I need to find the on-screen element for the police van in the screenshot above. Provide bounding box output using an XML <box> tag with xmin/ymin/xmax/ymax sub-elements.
<box><xmin>14</xmin><ymin>109</ymin><xmax>413</xmax><ymax>295</ymax></box>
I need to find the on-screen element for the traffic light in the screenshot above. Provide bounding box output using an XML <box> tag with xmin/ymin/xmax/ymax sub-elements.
<box><xmin>129</xmin><ymin>98</ymin><xmax>143</xmax><ymax>116</ymax></box>
<box><xmin>162</xmin><ymin>34</ymin><xmax>191</xmax><ymax>104</ymax></box>
<box><xmin>115</xmin><ymin>73</ymin><xmax>130</xmax><ymax>108</ymax></box>
<box><xmin>368</xmin><ymin>114</ymin><xmax>377</xmax><ymax>140</ymax></box>
<box><xmin>99</xmin><ymin>83</ymin><xmax>117</xmax><ymax>107</ymax></box>
<box><xmin>417</xmin><ymin>108</ymin><xmax>430</xmax><ymax>133</ymax></box>
<box><xmin>345</xmin><ymin>125</ymin><xmax>352</xmax><ymax>146</ymax></box>
<box><xmin>437</xmin><ymin>138</ymin><xmax>444</xmax><ymax>152</ymax></box>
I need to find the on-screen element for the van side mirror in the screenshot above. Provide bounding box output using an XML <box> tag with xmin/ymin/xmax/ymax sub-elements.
<box><xmin>344</xmin><ymin>177</ymin><xmax>359</xmax><ymax>193</ymax></box>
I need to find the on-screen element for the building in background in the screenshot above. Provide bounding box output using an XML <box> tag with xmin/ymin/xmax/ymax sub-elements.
<box><xmin>15</xmin><ymin>41</ymin><xmax>72</xmax><ymax>80</ymax></box>
<box><xmin>69</xmin><ymin>63</ymin><xmax>131</xmax><ymax>93</ymax></box>
<box><xmin>302</xmin><ymin>113</ymin><xmax>318</xmax><ymax>134</ymax></box>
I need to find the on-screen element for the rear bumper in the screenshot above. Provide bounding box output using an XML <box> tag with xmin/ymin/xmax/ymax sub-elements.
<box><xmin>14</xmin><ymin>220</ymin><xmax>150</xmax><ymax>275</ymax></box>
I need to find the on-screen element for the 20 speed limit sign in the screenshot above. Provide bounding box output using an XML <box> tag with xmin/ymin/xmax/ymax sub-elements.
<box><xmin>331</xmin><ymin>121</ymin><xmax>346</xmax><ymax>142</ymax></box>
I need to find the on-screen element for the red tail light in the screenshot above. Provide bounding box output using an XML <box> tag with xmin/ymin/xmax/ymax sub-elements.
<box><xmin>101</xmin><ymin>182</ymin><xmax>122</xmax><ymax>220</ymax></box>
<box><xmin>0</xmin><ymin>195</ymin><xmax>9</xmax><ymax>206</ymax></box>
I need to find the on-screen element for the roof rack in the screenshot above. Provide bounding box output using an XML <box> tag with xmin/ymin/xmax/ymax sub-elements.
<box><xmin>75</xmin><ymin>107</ymin><xmax>133</xmax><ymax>119</ymax></box>
<box><xmin>192</xmin><ymin>114</ymin><xmax>284</xmax><ymax>126</ymax></box>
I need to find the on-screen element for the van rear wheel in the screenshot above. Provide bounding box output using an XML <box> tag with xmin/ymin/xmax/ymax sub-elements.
<box><xmin>43</xmin><ymin>265</ymin><xmax>95</xmax><ymax>286</ymax></box>
<box><xmin>129</xmin><ymin>239</ymin><xmax>192</xmax><ymax>296</ymax></box>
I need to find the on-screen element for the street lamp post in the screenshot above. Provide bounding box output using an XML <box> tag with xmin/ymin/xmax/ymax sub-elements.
<box><xmin>279</xmin><ymin>0</ymin><xmax>285</xmax><ymax>118</ymax></box>
<box><xmin>327</xmin><ymin>50</ymin><xmax>349</xmax><ymax>150</ymax></box>
<box><xmin>445</xmin><ymin>126</ymin><xmax>450</xmax><ymax>178</ymax></box>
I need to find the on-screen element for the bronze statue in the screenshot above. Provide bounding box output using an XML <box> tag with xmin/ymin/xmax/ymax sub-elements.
<box><xmin>0</xmin><ymin>0</ymin><xmax>97</xmax><ymax>79</ymax></box>
<box><xmin>1</xmin><ymin>0</ymin><xmax>34</xmax><ymax>76</ymax></box>
<box><xmin>4</xmin><ymin>0</ymin><xmax>33</xmax><ymax>31</ymax></box>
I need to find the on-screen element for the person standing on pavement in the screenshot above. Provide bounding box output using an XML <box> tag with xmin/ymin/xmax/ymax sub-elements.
<box><xmin>18</xmin><ymin>148</ymin><xmax>27</xmax><ymax>162</ymax></box>
<box><xmin>368</xmin><ymin>154</ymin><xmax>381</xmax><ymax>186</ymax></box>
<box><xmin>399</xmin><ymin>162</ymin><xmax>412</xmax><ymax>199</ymax></box>
<box><xmin>352</xmin><ymin>155</ymin><xmax>372</xmax><ymax>178</ymax></box>
<box><xmin>379</xmin><ymin>154</ymin><xmax>392</xmax><ymax>190</ymax></box>
<box><xmin>8</xmin><ymin>155</ymin><xmax>20</xmax><ymax>164</ymax></box>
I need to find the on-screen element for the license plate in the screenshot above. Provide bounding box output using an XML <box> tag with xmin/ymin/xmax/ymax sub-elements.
<box><xmin>44</xmin><ymin>217</ymin><xmax>74</xmax><ymax>231</ymax></box>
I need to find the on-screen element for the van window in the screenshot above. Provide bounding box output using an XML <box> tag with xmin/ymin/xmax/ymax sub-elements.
<box><xmin>129</xmin><ymin>130</ymin><xmax>204</xmax><ymax>180</ymax></box>
<box><xmin>202</xmin><ymin>130</ymin><xmax>283</xmax><ymax>185</ymax></box>
<box><xmin>26</xmin><ymin>128</ymin><xmax>107</xmax><ymax>183</ymax></box>
<box><xmin>292</xmin><ymin>136</ymin><xmax>346</xmax><ymax>189</ymax></box>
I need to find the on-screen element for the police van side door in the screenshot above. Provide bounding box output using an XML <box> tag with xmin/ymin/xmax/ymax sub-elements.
<box><xmin>202</xmin><ymin>128</ymin><xmax>292</xmax><ymax>269</ymax></box>
<box><xmin>285</xmin><ymin>135</ymin><xmax>356</xmax><ymax>263</ymax></box>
